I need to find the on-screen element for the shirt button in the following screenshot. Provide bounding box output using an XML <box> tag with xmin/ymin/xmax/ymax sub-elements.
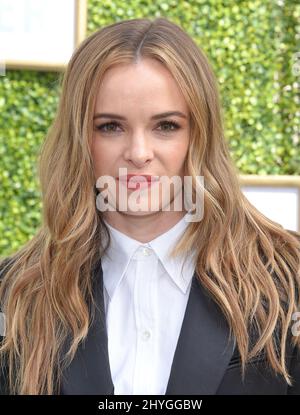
<box><xmin>142</xmin><ymin>247</ymin><xmax>151</xmax><ymax>256</ymax></box>
<box><xmin>141</xmin><ymin>329</ymin><xmax>151</xmax><ymax>341</ymax></box>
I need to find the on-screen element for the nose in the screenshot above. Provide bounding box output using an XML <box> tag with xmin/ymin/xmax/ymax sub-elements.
<box><xmin>123</xmin><ymin>133</ymin><xmax>154</xmax><ymax>168</ymax></box>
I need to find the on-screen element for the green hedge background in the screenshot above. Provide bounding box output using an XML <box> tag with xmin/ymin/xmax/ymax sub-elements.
<box><xmin>0</xmin><ymin>0</ymin><xmax>299</xmax><ymax>256</ymax></box>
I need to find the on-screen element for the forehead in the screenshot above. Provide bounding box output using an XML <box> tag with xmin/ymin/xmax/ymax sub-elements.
<box><xmin>94</xmin><ymin>58</ymin><xmax>188</xmax><ymax>112</ymax></box>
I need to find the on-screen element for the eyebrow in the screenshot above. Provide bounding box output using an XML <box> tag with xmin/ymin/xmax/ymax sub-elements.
<box><xmin>93</xmin><ymin>111</ymin><xmax>188</xmax><ymax>121</ymax></box>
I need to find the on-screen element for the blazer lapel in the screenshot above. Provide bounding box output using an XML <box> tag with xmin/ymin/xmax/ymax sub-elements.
<box><xmin>60</xmin><ymin>260</ymin><xmax>235</xmax><ymax>395</ymax></box>
<box><xmin>165</xmin><ymin>273</ymin><xmax>236</xmax><ymax>395</ymax></box>
<box><xmin>60</xmin><ymin>259</ymin><xmax>114</xmax><ymax>395</ymax></box>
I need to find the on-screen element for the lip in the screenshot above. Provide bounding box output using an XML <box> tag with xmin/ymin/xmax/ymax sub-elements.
<box><xmin>116</xmin><ymin>174</ymin><xmax>160</xmax><ymax>183</ymax></box>
<box><xmin>116</xmin><ymin>174</ymin><xmax>160</xmax><ymax>190</ymax></box>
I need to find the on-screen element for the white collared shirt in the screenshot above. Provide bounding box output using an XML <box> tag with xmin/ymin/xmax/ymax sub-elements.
<box><xmin>101</xmin><ymin>214</ymin><xmax>197</xmax><ymax>395</ymax></box>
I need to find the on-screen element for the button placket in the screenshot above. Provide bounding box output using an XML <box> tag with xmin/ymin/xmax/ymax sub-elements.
<box><xmin>132</xmin><ymin>253</ymin><xmax>157</xmax><ymax>394</ymax></box>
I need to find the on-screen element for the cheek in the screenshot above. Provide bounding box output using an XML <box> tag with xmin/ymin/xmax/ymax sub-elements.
<box><xmin>163</xmin><ymin>140</ymin><xmax>189</xmax><ymax>172</ymax></box>
<box><xmin>91</xmin><ymin>138</ymin><xmax>114</xmax><ymax>177</ymax></box>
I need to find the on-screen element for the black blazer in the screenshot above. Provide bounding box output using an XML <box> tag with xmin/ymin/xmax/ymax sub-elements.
<box><xmin>0</xmin><ymin>257</ymin><xmax>299</xmax><ymax>395</ymax></box>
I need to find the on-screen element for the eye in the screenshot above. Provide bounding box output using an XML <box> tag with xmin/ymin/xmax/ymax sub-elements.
<box><xmin>157</xmin><ymin>120</ymin><xmax>180</xmax><ymax>133</ymax></box>
<box><xmin>94</xmin><ymin>121</ymin><xmax>121</xmax><ymax>133</ymax></box>
<box><xmin>94</xmin><ymin>120</ymin><xmax>181</xmax><ymax>134</ymax></box>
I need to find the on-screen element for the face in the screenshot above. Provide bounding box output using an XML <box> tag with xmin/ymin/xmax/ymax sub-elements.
<box><xmin>91</xmin><ymin>58</ymin><xmax>190</xmax><ymax>219</ymax></box>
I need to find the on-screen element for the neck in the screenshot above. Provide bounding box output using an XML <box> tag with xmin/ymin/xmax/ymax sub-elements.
<box><xmin>102</xmin><ymin>210</ymin><xmax>187</xmax><ymax>243</ymax></box>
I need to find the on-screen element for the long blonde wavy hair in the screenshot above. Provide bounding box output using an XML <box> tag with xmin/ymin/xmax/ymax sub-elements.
<box><xmin>0</xmin><ymin>17</ymin><xmax>300</xmax><ymax>394</ymax></box>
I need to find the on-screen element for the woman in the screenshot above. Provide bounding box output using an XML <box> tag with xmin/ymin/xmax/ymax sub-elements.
<box><xmin>0</xmin><ymin>17</ymin><xmax>300</xmax><ymax>395</ymax></box>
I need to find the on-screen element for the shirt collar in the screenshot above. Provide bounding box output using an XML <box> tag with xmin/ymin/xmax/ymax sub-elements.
<box><xmin>101</xmin><ymin>214</ymin><xmax>197</xmax><ymax>301</ymax></box>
